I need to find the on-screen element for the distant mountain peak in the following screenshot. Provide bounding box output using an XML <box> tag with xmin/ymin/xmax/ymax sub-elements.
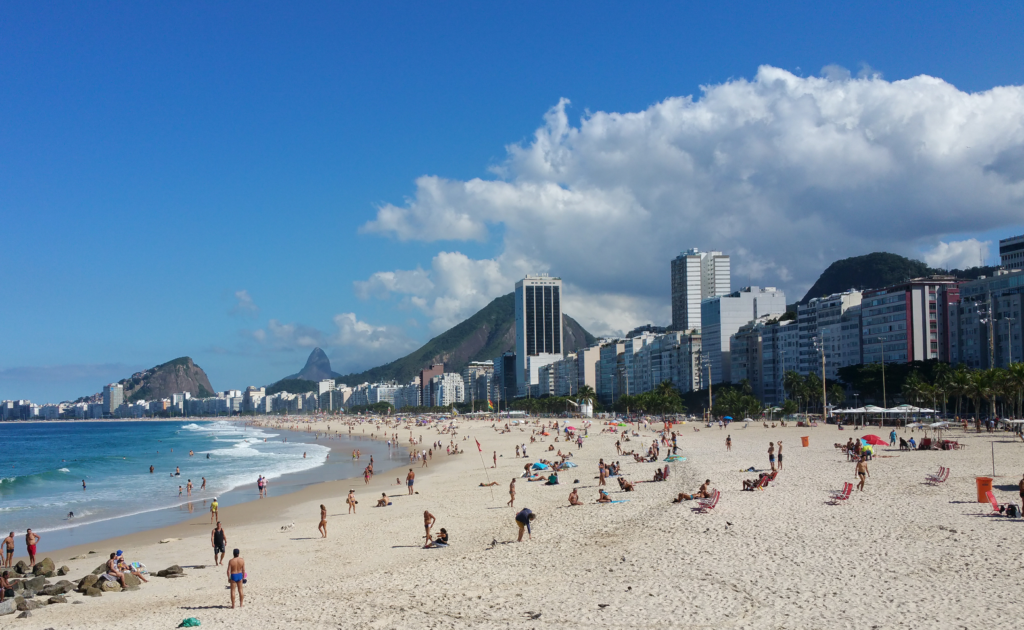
<box><xmin>288</xmin><ymin>347</ymin><xmax>338</xmax><ymax>382</ymax></box>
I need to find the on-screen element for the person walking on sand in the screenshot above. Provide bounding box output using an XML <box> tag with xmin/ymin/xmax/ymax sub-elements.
<box><xmin>493</xmin><ymin>451</ymin><xmax>497</xmax><ymax>468</ymax></box>
<box><xmin>423</xmin><ymin>510</ymin><xmax>436</xmax><ymax>548</ymax></box>
<box><xmin>515</xmin><ymin>508</ymin><xmax>536</xmax><ymax>542</ymax></box>
<box><xmin>3</xmin><ymin>532</ymin><xmax>14</xmax><ymax>568</ymax></box>
<box><xmin>347</xmin><ymin>489</ymin><xmax>357</xmax><ymax>514</ymax></box>
<box><xmin>406</xmin><ymin>469</ymin><xmax>415</xmax><ymax>495</ymax></box>
<box><xmin>212</xmin><ymin>521</ymin><xmax>227</xmax><ymax>565</ymax></box>
<box><xmin>25</xmin><ymin>529</ymin><xmax>39</xmax><ymax>566</ymax></box>
<box><xmin>508</xmin><ymin>478</ymin><xmax>516</xmax><ymax>508</ymax></box>
<box><xmin>777</xmin><ymin>441</ymin><xmax>783</xmax><ymax>470</ymax></box>
<box><xmin>726</xmin><ymin>435</ymin><xmax>731</xmax><ymax>452</ymax></box>
<box><xmin>1018</xmin><ymin>474</ymin><xmax>1024</xmax><ymax>505</ymax></box>
<box><xmin>855</xmin><ymin>459</ymin><xmax>870</xmax><ymax>491</ymax></box>
<box><xmin>210</xmin><ymin>497</ymin><xmax>219</xmax><ymax>523</ymax></box>
<box><xmin>227</xmin><ymin>549</ymin><xmax>245</xmax><ymax>609</ymax></box>
<box><xmin>768</xmin><ymin>442</ymin><xmax>776</xmax><ymax>472</ymax></box>
<box><xmin>319</xmin><ymin>504</ymin><xmax>328</xmax><ymax>538</ymax></box>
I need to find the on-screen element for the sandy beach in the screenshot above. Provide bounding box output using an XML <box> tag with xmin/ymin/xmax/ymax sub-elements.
<box><xmin>7</xmin><ymin>416</ymin><xmax>1024</xmax><ymax>629</ymax></box>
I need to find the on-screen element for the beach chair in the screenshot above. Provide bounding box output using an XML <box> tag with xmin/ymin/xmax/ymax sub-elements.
<box><xmin>694</xmin><ymin>490</ymin><xmax>720</xmax><ymax>513</ymax></box>
<box><xmin>926</xmin><ymin>466</ymin><xmax>946</xmax><ymax>484</ymax></box>
<box><xmin>769</xmin><ymin>469</ymin><xmax>779</xmax><ymax>481</ymax></box>
<box><xmin>829</xmin><ymin>482</ymin><xmax>852</xmax><ymax>505</ymax></box>
<box><xmin>986</xmin><ymin>490</ymin><xmax>1002</xmax><ymax>515</ymax></box>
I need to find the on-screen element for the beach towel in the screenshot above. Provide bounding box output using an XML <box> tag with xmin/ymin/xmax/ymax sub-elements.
<box><xmin>178</xmin><ymin>619</ymin><xmax>201</xmax><ymax>628</ymax></box>
<box><xmin>531</xmin><ymin>463</ymin><xmax>549</xmax><ymax>470</ymax></box>
<box><xmin>664</xmin><ymin>456</ymin><xmax>686</xmax><ymax>462</ymax></box>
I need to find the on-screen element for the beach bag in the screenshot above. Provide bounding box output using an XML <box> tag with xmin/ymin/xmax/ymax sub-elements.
<box><xmin>178</xmin><ymin>619</ymin><xmax>201</xmax><ymax>628</ymax></box>
<box><xmin>1005</xmin><ymin>503</ymin><xmax>1020</xmax><ymax>518</ymax></box>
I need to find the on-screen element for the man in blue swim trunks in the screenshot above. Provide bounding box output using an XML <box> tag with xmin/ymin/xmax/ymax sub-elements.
<box><xmin>406</xmin><ymin>469</ymin><xmax>415</xmax><ymax>495</ymax></box>
<box><xmin>227</xmin><ymin>548</ymin><xmax>245</xmax><ymax>608</ymax></box>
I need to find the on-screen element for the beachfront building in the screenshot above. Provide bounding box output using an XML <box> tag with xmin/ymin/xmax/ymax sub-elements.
<box><xmin>393</xmin><ymin>380</ymin><xmax>421</xmax><ymax>410</ymax></box>
<box><xmin>1000</xmin><ymin>234</ymin><xmax>1024</xmax><ymax>269</ymax></box>
<box><xmin>597</xmin><ymin>341</ymin><xmax>626</xmax><ymax>406</ymax></box>
<box><xmin>701</xmin><ymin>286</ymin><xmax>787</xmax><ymax>385</ymax></box>
<box><xmin>515</xmin><ymin>274</ymin><xmax>563</xmax><ymax>395</ymax></box>
<box><xmin>103</xmin><ymin>383</ymin><xmax>124</xmax><ymax>418</ymax></box>
<box><xmin>861</xmin><ymin>276</ymin><xmax>960</xmax><ymax>365</ymax></box>
<box><xmin>821</xmin><ymin>304</ymin><xmax>863</xmax><ymax>379</ymax></box>
<box><xmin>632</xmin><ymin>331</ymin><xmax>703</xmax><ymax>396</ymax></box>
<box><xmin>461</xmin><ymin>361</ymin><xmax>494</xmax><ymax>408</ymax></box>
<box><xmin>949</xmin><ymin>268</ymin><xmax>1024</xmax><ymax>369</ymax></box>
<box><xmin>430</xmin><ymin>373</ymin><xmax>465</xmax><ymax>407</ymax></box>
<box><xmin>670</xmin><ymin>248</ymin><xmax>730</xmax><ymax>331</ymax></box>
<box><xmin>729</xmin><ymin>317</ymin><xmax>800</xmax><ymax>405</ymax></box>
<box><xmin>490</xmin><ymin>352</ymin><xmax>517</xmax><ymax>407</ymax></box>
<box><xmin>797</xmin><ymin>291</ymin><xmax>862</xmax><ymax>376</ymax></box>
<box><xmin>575</xmin><ymin>345</ymin><xmax>600</xmax><ymax>395</ymax></box>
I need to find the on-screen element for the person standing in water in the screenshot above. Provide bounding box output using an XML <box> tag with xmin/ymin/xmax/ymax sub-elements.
<box><xmin>227</xmin><ymin>549</ymin><xmax>245</xmax><ymax>609</ymax></box>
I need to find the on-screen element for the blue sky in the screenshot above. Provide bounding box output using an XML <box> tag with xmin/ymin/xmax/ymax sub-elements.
<box><xmin>3</xmin><ymin>2</ymin><xmax>1024</xmax><ymax>402</ymax></box>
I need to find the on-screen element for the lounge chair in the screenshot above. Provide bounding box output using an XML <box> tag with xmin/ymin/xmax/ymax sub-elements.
<box><xmin>828</xmin><ymin>482</ymin><xmax>852</xmax><ymax>505</ymax></box>
<box><xmin>694</xmin><ymin>489</ymin><xmax>720</xmax><ymax>513</ymax></box>
<box><xmin>926</xmin><ymin>467</ymin><xmax>948</xmax><ymax>485</ymax></box>
<box><xmin>986</xmin><ymin>490</ymin><xmax>1002</xmax><ymax>515</ymax></box>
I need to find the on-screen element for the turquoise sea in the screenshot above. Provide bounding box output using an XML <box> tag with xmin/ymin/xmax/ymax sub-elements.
<box><xmin>0</xmin><ymin>420</ymin><xmax>402</xmax><ymax>554</ymax></box>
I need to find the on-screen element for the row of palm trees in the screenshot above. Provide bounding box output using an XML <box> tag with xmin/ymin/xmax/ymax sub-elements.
<box><xmin>901</xmin><ymin>363</ymin><xmax>1024</xmax><ymax>419</ymax></box>
<box><xmin>783</xmin><ymin>371</ymin><xmax>845</xmax><ymax>415</ymax></box>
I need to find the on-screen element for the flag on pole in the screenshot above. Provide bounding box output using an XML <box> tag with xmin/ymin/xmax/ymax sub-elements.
<box><xmin>487</xmin><ymin>399</ymin><xmax>495</xmax><ymax>411</ymax></box>
<box><xmin>475</xmin><ymin>438</ymin><xmax>482</xmax><ymax>452</ymax></box>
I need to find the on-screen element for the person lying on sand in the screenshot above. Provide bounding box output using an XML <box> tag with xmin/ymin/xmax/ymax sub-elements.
<box><xmin>568</xmin><ymin>488</ymin><xmax>582</xmax><ymax>505</ymax></box>
<box><xmin>672</xmin><ymin>492</ymin><xmax>693</xmax><ymax>503</ymax></box>
<box><xmin>479</xmin><ymin>481</ymin><xmax>499</xmax><ymax>486</ymax></box>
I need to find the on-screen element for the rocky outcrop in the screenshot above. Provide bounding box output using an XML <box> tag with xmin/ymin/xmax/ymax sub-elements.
<box><xmin>120</xmin><ymin>357</ymin><xmax>215</xmax><ymax>402</ymax></box>
<box><xmin>156</xmin><ymin>565</ymin><xmax>185</xmax><ymax>578</ymax></box>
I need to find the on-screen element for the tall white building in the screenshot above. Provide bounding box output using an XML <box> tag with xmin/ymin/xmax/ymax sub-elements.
<box><xmin>671</xmin><ymin>248</ymin><xmax>730</xmax><ymax>331</ymax></box>
<box><xmin>797</xmin><ymin>290</ymin><xmax>863</xmax><ymax>376</ymax></box>
<box><xmin>430</xmin><ymin>373</ymin><xmax>465</xmax><ymax>407</ymax></box>
<box><xmin>515</xmin><ymin>274</ymin><xmax>563</xmax><ymax>394</ymax></box>
<box><xmin>701</xmin><ymin>286</ymin><xmax>787</xmax><ymax>385</ymax></box>
<box><xmin>103</xmin><ymin>383</ymin><xmax>124</xmax><ymax>418</ymax></box>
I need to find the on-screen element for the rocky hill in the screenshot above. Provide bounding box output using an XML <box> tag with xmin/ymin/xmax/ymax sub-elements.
<box><xmin>306</xmin><ymin>293</ymin><xmax>596</xmax><ymax>386</ymax></box>
<box><xmin>800</xmin><ymin>252</ymin><xmax>1000</xmax><ymax>304</ymax></box>
<box><xmin>285</xmin><ymin>347</ymin><xmax>340</xmax><ymax>382</ymax></box>
<box><xmin>118</xmin><ymin>357</ymin><xmax>215</xmax><ymax>402</ymax></box>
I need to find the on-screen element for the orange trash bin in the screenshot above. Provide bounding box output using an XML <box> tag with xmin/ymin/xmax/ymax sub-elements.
<box><xmin>801</xmin><ymin>436</ymin><xmax>809</xmax><ymax>447</ymax></box>
<box><xmin>976</xmin><ymin>477</ymin><xmax>993</xmax><ymax>503</ymax></box>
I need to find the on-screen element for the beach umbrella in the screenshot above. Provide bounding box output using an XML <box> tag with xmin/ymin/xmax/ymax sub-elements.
<box><xmin>724</xmin><ymin>416</ymin><xmax>733</xmax><ymax>420</ymax></box>
<box><xmin>861</xmin><ymin>434</ymin><xmax>888</xmax><ymax>446</ymax></box>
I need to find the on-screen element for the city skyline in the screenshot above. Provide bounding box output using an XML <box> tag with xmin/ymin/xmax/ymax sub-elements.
<box><xmin>4</xmin><ymin>3</ymin><xmax>1024</xmax><ymax>403</ymax></box>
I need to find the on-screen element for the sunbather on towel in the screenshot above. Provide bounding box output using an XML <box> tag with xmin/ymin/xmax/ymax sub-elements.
<box><xmin>672</xmin><ymin>492</ymin><xmax>693</xmax><ymax>503</ymax></box>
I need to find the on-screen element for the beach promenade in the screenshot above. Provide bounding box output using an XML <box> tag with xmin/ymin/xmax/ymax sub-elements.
<box><xmin>9</xmin><ymin>417</ymin><xmax>1024</xmax><ymax>629</ymax></box>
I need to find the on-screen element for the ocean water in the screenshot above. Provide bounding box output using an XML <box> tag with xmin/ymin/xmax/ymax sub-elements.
<box><xmin>0</xmin><ymin>420</ymin><xmax>400</xmax><ymax>552</ymax></box>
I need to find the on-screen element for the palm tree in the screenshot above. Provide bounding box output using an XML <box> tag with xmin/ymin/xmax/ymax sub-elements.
<box><xmin>1009</xmin><ymin>363</ymin><xmax>1024</xmax><ymax>419</ymax></box>
<box><xmin>948</xmin><ymin>367</ymin><xmax>971</xmax><ymax>418</ymax></box>
<box><xmin>783</xmin><ymin>371</ymin><xmax>803</xmax><ymax>403</ymax></box>
<box><xmin>576</xmin><ymin>385</ymin><xmax>596</xmax><ymax>409</ymax></box>
<box><xmin>828</xmin><ymin>383</ymin><xmax>845</xmax><ymax>408</ymax></box>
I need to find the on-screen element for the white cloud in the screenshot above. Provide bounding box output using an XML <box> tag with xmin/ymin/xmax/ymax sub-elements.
<box><xmin>246</xmin><ymin>313</ymin><xmax>417</xmax><ymax>375</ymax></box>
<box><xmin>922</xmin><ymin>239</ymin><xmax>991</xmax><ymax>270</ymax></box>
<box><xmin>230</xmin><ymin>290</ymin><xmax>260</xmax><ymax>317</ymax></box>
<box><xmin>359</xmin><ymin>65</ymin><xmax>1024</xmax><ymax>335</ymax></box>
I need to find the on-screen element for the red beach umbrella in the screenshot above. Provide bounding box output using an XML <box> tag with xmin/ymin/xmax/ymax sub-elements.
<box><xmin>861</xmin><ymin>434</ymin><xmax>888</xmax><ymax>446</ymax></box>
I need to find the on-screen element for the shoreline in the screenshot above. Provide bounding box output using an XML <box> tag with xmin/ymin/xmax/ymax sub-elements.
<box><xmin>9</xmin><ymin>420</ymin><xmax>415</xmax><ymax>561</ymax></box>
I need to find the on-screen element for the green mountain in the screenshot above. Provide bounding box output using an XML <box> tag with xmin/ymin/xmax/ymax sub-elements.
<box><xmin>800</xmin><ymin>252</ymin><xmax>1001</xmax><ymax>304</ymax></box>
<box><xmin>330</xmin><ymin>292</ymin><xmax>597</xmax><ymax>386</ymax></box>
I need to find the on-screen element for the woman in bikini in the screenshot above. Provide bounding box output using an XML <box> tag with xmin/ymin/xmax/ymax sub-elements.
<box><xmin>347</xmin><ymin>490</ymin><xmax>357</xmax><ymax>514</ymax></box>
<box><xmin>318</xmin><ymin>504</ymin><xmax>327</xmax><ymax>538</ymax></box>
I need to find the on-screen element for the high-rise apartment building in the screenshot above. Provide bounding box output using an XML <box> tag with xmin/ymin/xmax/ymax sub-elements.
<box><xmin>515</xmin><ymin>275</ymin><xmax>563</xmax><ymax>394</ymax></box>
<box><xmin>999</xmin><ymin>234</ymin><xmax>1024</xmax><ymax>269</ymax></box>
<box><xmin>103</xmin><ymin>383</ymin><xmax>124</xmax><ymax>418</ymax></box>
<box><xmin>419</xmin><ymin>363</ymin><xmax>444</xmax><ymax>407</ymax></box>
<box><xmin>949</xmin><ymin>269</ymin><xmax>1024</xmax><ymax>369</ymax></box>
<box><xmin>671</xmin><ymin>249</ymin><xmax>730</xmax><ymax>331</ymax></box>
<box><xmin>701</xmin><ymin>286</ymin><xmax>787</xmax><ymax>385</ymax></box>
<box><xmin>861</xmin><ymin>276</ymin><xmax>960</xmax><ymax>365</ymax></box>
<box><xmin>797</xmin><ymin>290</ymin><xmax>863</xmax><ymax>376</ymax></box>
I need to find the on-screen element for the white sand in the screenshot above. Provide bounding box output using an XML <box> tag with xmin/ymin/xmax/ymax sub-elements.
<box><xmin>14</xmin><ymin>417</ymin><xmax>1024</xmax><ymax>629</ymax></box>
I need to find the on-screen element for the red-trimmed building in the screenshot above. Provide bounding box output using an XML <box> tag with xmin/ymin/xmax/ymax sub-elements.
<box><xmin>860</xmin><ymin>276</ymin><xmax>961</xmax><ymax>365</ymax></box>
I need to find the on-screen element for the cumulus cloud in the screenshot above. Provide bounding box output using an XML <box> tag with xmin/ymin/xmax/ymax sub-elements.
<box><xmin>246</xmin><ymin>313</ymin><xmax>418</xmax><ymax>375</ymax></box>
<box><xmin>230</xmin><ymin>290</ymin><xmax>260</xmax><ymax>317</ymax></box>
<box><xmin>359</xmin><ymin>65</ymin><xmax>1024</xmax><ymax>335</ymax></box>
<box><xmin>922</xmin><ymin>239</ymin><xmax>991</xmax><ymax>270</ymax></box>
